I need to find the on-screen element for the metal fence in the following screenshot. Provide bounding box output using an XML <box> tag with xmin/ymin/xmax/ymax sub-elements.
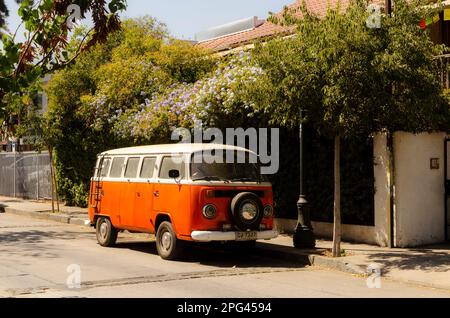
<box><xmin>0</xmin><ymin>152</ymin><xmax>52</xmax><ymax>199</ymax></box>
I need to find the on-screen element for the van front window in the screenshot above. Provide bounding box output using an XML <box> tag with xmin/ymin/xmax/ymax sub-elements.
<box><xmin>190</xmin><ymin>151</ymin><xmax>265</xmax><ymax>182</ymax></box>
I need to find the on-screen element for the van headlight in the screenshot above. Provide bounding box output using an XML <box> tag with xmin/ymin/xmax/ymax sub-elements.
<box><xmin>263</xmin><ymin>205</ymin><xmax>273</xmax><ymax>218</ymax></box>
<box><xmin>202</xmin><ymin>204</ymin><xmax>217</xmax><ymax>219</ymax></box>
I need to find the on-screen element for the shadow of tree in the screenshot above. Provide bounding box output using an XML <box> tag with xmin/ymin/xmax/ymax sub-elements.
<box><xmin>366</xmin><ymin>245</ymin><xmax>450</xmax><ymax>274</ymax></box>
<box><xmin>0</xmin><ymin>228</ymin><xmax>95</xmax><ymax>259</ymax></box>
<box><xmin>0</xmin><ymin>229</ymin><xmax>93</xmax><ymax>244</ymax></box>
<box><xmin>0</xmin><ymin>214</ymin><xmax>306</xmax><ymax>269</ymax></box>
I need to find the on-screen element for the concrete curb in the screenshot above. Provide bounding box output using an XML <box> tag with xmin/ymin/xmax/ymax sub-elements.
<box><xmin>255</xmin><ymin>241</ymin><xmax>367</xmax><ymax>275</ymax></box>
<box><xmin>4</xmin><ymin>207</ymin><xmax>90</xmax><ymax>227</ymax></box>
<box><xmin>309</xmin><ymin>254</ymin><xmax>367</xmax><ymax>275</ymax></box>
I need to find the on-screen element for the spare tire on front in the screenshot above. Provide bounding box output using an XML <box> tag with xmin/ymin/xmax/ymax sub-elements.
<box><xmin>230</xmin><ymin>192</ymin><xmax>264</xmax><ymax>231</ymax></box>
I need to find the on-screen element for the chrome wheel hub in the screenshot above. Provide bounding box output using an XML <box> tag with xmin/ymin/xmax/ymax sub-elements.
<box><xmin>241</xmin><ymin>202</ymin><xmax>257</xmax><ymax>221</ymax></box>
<box><xmin>161</xmin><ymin>232</ymin><xmax>172</xmax><ymax>250</ymax></box>
<box><xmin>100</xmin><ymin>222</ymin><xmax>108</xmax><ymax>239</ymax></box>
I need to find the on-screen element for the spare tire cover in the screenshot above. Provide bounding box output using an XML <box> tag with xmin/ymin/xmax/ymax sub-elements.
<box><xmin>230</xmin><ymin>192</ymin><xmax>264</xmax><ymax>231</ymax></box>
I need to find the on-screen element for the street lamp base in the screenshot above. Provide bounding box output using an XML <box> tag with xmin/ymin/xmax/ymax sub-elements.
<box><xmin>293</xmin><ymin>226</ymin><xmax>316</xmax><ymax>248</ymax></box>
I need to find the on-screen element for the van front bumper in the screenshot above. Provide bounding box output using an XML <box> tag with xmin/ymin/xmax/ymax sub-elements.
<box><xmin>191</xmin><ymin>230</ymin><xmax>279</xmax><ymax>242</ymax></box>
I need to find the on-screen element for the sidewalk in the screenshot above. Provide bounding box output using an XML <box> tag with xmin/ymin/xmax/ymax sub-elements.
<box><xmin>0</xmin><ymin>196</ymin><xmax>89</xmax><ymax>226</ymax></box>
<box><xmin>258</xmin><ymin>235</ymin><xmax>450</xmax><ymax>291</ymax></box>
<box><xmin>1</xmin><ymin>196</ymin><xmax>449</xmax><ymax>291</ymax></box>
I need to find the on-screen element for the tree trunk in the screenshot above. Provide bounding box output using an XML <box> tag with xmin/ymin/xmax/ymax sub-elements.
<box><xmin>332</xmin><ymin>135</ymin><xmax>342</xmax><ymax>258</ymax></box>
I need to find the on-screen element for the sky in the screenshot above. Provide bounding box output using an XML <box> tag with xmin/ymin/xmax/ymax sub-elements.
<box><xmin>4</xmin><ymin>0</ymin><xmax>291</xmax><ymax>41</ymax></box>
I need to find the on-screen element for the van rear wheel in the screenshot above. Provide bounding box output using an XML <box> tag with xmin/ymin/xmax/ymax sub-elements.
<box><xmin>156</xmin><ymin>221</ymin><xmax>183</xmax><ymax>260</ymax></box>
<box><xmin>96</xmin><ymin>217</ymin><xmax>118</xmax><ymax>247</ymax></box>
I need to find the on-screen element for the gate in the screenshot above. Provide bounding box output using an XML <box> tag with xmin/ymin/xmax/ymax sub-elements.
<box><xmin>0</xmin><ymin>151</ymin><xmax>52</xmax><ymax>199</ymax></box>
<box><xmin>445</xmin><ymin>138</ymin><xmax>450</xmax><ymax>241</ymax></box>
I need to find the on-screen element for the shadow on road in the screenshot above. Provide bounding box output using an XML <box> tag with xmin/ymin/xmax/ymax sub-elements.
<box><xmin>114</xmin><ymin>240</ymin><xmax>306</xmax><ymax>269</ymax></box>
<box><xmin>0</xmin><ymin>228</ymin><xmax>94</xmax><ymax>259</ymax></box>
<box><xmin>0</xmin><ymin>216</ymin><xmax>306</xmax><ymax>269</ymax></box>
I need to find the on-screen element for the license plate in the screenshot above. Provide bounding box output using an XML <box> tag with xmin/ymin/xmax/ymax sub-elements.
<box><xmin>235</xmin><ymin>231</ymin><xmax>257</xmax><ymax>241</ymax></box>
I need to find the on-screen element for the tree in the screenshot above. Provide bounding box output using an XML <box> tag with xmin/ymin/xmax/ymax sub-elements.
<box><xmin>0</xmin><ymin>0</ymin><xmax>127</xmax><ymax>121</ymax></box>
<box><xmin>249</xmin><ymin>0</ymin><xmax>450</xmax><ymax>256</ymax></box>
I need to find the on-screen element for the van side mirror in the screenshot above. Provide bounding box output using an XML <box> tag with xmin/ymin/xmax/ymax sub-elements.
<box><xmin>169</xmin><ymin>169</ymin><xmax>180</xmax><ymax>179</ymax></box>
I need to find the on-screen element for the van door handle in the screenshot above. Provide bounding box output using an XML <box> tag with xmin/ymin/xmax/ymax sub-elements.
<box><xmin>153</xmin><ymin>191</ymin><xmax>160</xmax><ymax>197</ymax></box>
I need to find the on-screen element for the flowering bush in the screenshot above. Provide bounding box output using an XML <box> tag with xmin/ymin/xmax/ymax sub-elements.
<box><xmin>117</xmin><ymin>51</ymin><xmax>265</xmax><ymax>142</ymax></box>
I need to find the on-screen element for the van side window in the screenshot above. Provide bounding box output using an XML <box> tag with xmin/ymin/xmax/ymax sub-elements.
<box><xmin>124</xmin><ymin>157</ymin><xmax>140</xmax><ymax>178</ymax></box>
<box><xmin>110</xmin><ymin>157</ymin><xmax>125</xmax><ymax>178</ymax></box>
<box><xmin>100</xmin><ymin>158</ymin><xmax>111</xmax><ymax>177</ymax></box>
<box><xmin>159</xmin><ymin>156</ymin><xmax>185</xmax><ymax>179</ymax></box>
<box><xmin>140</xmin><ymin>157</ymin><xmax>156</xmax><ymax>179</ymax></box>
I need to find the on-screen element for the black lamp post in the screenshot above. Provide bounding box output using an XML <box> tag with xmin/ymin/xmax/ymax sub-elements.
<box><xmin>293</xmin><ymin>109</ymin><xmax>316</xmax><ymax>248</ymax></box>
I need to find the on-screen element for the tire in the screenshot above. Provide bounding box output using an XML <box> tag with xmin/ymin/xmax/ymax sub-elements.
<box><xmin>230</xmin><ymin>192</ymin><xmax>264</xmax><ymax>231</ymax></box>
<box><xmin>96</xmin><ymin>217</ymin><xmax>118</xmax><ymax>247</ymax></box>
<box><xmin>156</xmin><ymin>221</ymin><xmax>184</xmax><ymax>260</ymax></box>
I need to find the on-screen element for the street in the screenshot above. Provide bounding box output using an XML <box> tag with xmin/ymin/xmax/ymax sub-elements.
<box><xmin>0</xmin><ymin>213</ymin><xmax>448</xmax><ymax>298</ymax></box>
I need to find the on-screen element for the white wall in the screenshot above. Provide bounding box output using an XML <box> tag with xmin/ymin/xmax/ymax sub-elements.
<box><xmin>273</xmin><ymin>219</ymin><xmax>378</xmax><ymax>245</ymax></box>
<box><xmin>393</xmin><ymin>132</ymin><xmax>446</xmax><ymax>247</ymax></box>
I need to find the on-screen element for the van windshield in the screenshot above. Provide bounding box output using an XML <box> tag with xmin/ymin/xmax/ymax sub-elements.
<box><xmin>190</xmin><ymin>150</ymin><xmax>266</xmax><ymax>182</ymax></box>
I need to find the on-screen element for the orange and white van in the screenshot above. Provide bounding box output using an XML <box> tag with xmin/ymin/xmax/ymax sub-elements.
<box><xmin>88</xmin><ymin>143</ymin><xmax>278</xmax><ymax>260</ymax></box>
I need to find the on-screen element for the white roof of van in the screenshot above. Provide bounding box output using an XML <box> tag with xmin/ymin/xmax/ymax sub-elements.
<box><xmin>100</xmin><ymin>143</ymin><xmax>254</xmax><ymax>156</ymax></box>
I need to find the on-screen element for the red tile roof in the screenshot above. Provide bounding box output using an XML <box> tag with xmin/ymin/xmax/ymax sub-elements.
<box><xmin>197</xmin><ymin>21</ymin><xmax>293</xmax><ymax>52</ymax></box>
<box><xmin>197</xmin><ymin>0</ymin><xmax>383</xmax><ymax>52</ymax></box>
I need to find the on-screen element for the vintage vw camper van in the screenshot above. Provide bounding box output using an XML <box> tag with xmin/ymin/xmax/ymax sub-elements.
<box><xmin>88</xmin><ymin>144</ymin><xmax>278</xmax><ymax>260</ymax></box>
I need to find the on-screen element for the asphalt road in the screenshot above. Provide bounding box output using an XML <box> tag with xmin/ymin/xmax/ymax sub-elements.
<box><xmin>0</xmin><ymin>213</ymin><xmax>448</xmax><ymax>298</ymax></box>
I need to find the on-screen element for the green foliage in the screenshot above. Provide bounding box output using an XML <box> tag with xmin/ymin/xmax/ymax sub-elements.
<box><xmin>0</xmin><ymin>0</ymin><xmax>127</xmax><ymax>124</ymax></box>
<box><xmin>250</xmin><ymin>0</ymin><xmax>450</xmax><ymax>137</ymax></box>
<box><xmin>117</xmin><ymin>52</ymin><xmax>264</xmax><ymax>144</ymax></box>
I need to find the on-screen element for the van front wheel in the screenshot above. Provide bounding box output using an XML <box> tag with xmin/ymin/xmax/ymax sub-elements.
<box><xmin>156</xmin><ymin>221</ymin><xmax>183</xmax><ymax>260</ymax></box>
<box><xmin>96</xmin><ymin>217</ymin><xmax>118</xmax><ymax>247</ymax></box>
